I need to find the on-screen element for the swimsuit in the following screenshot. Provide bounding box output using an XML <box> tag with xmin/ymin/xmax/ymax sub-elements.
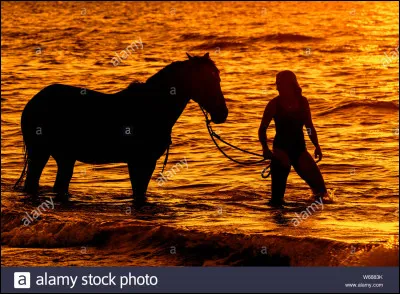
<box><xmin>269</xmin><ymin>96</ymin><xmax>308</xmax><ymax>204</ymax></box>
<box><xmin>269</xmin><ymin>96</ymin><xmax>327</xmax><ymax>204</ymax></box>
<box><xmin>273</xmin><ymin>96</ymin><xmax>307</xmax><ymax>162</ymax></box>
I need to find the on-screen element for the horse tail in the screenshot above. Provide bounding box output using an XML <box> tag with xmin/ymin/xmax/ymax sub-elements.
<box><xmin>13</xmin><ymin>142</ymin><xmax>28</xmax><ymax>190</ymax></box>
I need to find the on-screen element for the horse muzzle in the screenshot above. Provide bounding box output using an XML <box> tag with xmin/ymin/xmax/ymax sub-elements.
<box><xmin>211</xmin><ymin>106</ymin><xmax>228</xmax><ymax>124</ymax></box>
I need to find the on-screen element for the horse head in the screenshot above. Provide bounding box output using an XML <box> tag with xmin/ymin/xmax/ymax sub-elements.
<box><xmin>185</xmin><ymin>52</ymin><xmax>228</xmax><ymax>124</ymax></box>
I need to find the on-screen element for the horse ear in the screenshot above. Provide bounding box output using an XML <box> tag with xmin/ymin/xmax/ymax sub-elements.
<box><xmin>186</xmin><ymin>52</ymin><xmax>193</xmax><ymax>60</ymax></box>
<box><xmin>204</xmin><ymin>52</ymin><xmax>210</xmax><ymax>59</ymax></box>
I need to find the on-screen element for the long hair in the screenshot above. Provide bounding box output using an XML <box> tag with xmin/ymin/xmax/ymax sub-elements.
<box><xmin>276</xmin><ymin>70</ymin><xmax>302</xmax><ymax>99</ymax></box>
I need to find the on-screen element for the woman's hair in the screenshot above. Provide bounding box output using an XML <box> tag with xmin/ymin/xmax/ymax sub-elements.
<box><xmin>276</xmin><ymin>70</ymin><xmax>302</xmax><ymax>98</ymax></box>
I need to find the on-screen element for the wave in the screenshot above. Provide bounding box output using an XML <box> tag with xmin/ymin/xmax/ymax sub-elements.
<box><xmin>269</xmin><ymin>46</ymin><xmax>299</xmax><ymax>52</ymax></box>
<box><xmin>319</xmin><ymin>101</ymin><xmax>399</xmax><ymax>116</ymax></box>
<box><xmin>181</xmin><ymin>33</ymin><xmax>324</xmax><ymax>51</ymax></box>
<box><xmin>269</xmin><ymin>46</ymin><xmax>360</xmax><ymax>54</ymax></box>
<box><xmin>178</xmin><ymin>33</ymin><xmax>220</xmax><ymax>42</ymax></box>
<box><xmin>319</xmin><ymin>47</ymin><xmax>361</xmax><ymax>53</ymax></box>
<box><xmin>2</xmin><ymin>209</ymin><xmax>397</xmax><ymax>266</ymax></box>
<box><xmin>250</xmin><ymin>33</ymin><xmax>325</xmax><ymax>43</ymax></box>
<box><xmin>190</xmin><ymin>41</ymin><xmax>245</xmax><ymax>51</ymax></box>
<box><xmin>3</xmin><ymin>32</ymin><xmax>31</xmax><ymax>38</ymax></box>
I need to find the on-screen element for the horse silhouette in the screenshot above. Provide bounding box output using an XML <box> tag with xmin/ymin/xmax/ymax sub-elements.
<box><xmin>16</xmin><ymin>52</ymin><xmax>228</xmax><ymax>205</ymax></box>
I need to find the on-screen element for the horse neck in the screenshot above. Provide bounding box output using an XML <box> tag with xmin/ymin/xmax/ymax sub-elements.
<box><xmin>145</xmin><ymin>61</ymin><xmax>191</xmax><ymax>131</ymax></box>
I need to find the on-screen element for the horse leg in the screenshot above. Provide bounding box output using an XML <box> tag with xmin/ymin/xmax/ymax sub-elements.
<box><xmin>53</xmin><ymin>154</ymin><xmax>76</xmax><ymax>201</ymax></box>
<box><xmin>128</xmin><ymin>159</ymin><xmax>156</xmax><ymax>206</ymax></box>
<box><xmin>23</xmin><ymin>147</ymin><xmax>50</xmax><ymax>196</ymax></box>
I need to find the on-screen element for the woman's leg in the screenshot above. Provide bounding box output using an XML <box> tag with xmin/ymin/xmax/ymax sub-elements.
<box><xmin>292</xmin><ymin>150</ymin><xmax>327</xmax><ymax>196</ymax></box>
<box><xmin>270</xmin><ymin>148</ymin><xmax>291</xmax><ymax>204</ymax></box>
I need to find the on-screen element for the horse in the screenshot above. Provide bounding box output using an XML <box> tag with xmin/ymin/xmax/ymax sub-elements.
<box><xmin>16</xmin><ymin>52</ymin><xmax>228</xmax><ymax>205</ymax></box>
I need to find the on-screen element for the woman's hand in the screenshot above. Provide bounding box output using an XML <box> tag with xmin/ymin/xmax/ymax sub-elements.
<box><xmin>263</xmin><ymin>148</ymin><xmax>274</xmax><ymax>160</ymax></box>
<box><xmin>314</xmin><ymin>145</ymin><xmax>323</xmax><ymax>162</ymax></box>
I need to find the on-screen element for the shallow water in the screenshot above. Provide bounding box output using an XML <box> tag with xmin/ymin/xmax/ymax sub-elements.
<box><xmin>1</xmin><ymin>1</ymin><xmax>399</xmax><ymax>266</ymax></box>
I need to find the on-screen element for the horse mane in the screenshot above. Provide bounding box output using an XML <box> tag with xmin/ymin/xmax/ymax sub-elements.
<box><xmin>145</xmin><ymin>61</ymin><xmax>186</xmax><ymax>86</ymax></box>
<box><xmin>146</xmin><ymin>57</ymin><xmax>217</xmax><ymax>86</ymax></box>
<box><xmin>125</xmin><ymin>56</ymin><xmax>217</xmax><ymax>92</ymax></box>
<box><xmin>127</xmin><ymin>80</ymin><xmax>145</xmax><ymax>90</ymax></box>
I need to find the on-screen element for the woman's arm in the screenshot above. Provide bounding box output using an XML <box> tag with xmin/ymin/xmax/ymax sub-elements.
<box><xmin>258</xmin><ymin>98</ymin><xmax>276</xmax><ymax>158</ymax></box>
<box><xmin>304</xmin><ymin>97</ymin><xmax>322</xmax><ymax>160</ymax></box>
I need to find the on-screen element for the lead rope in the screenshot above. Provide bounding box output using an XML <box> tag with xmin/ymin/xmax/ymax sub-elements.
<box><xmin>160</xmin><ymin>108</ymin><xmax>272</xmax><ymax>178</ymax></box>
<box><xmin>200</xmin><ymin>107</ymin><xmax>271</xmax><ymax>178</ymax></box>
<box><xmin>161</xmin><ymin>143</ymin><xmax>170</xmax><ymax>174</ymax></box>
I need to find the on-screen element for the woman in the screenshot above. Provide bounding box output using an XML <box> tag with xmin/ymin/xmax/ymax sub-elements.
<box><xmin>258</xmin><ymin>70</ymin><xmax>327</xmax><ymax>206</ymax></box>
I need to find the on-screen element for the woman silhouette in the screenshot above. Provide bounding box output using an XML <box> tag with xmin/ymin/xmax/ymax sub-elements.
<box><xmin>258</xmin><ymin>70</ymin><xmax>327</xmax><ymax>206</ymax></box>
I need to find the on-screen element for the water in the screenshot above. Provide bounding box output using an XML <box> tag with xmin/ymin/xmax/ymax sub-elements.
<box><xmin>1</xmin><ymin>1</ymin><xmax>398</xmax><ymax>266</ymax></box>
